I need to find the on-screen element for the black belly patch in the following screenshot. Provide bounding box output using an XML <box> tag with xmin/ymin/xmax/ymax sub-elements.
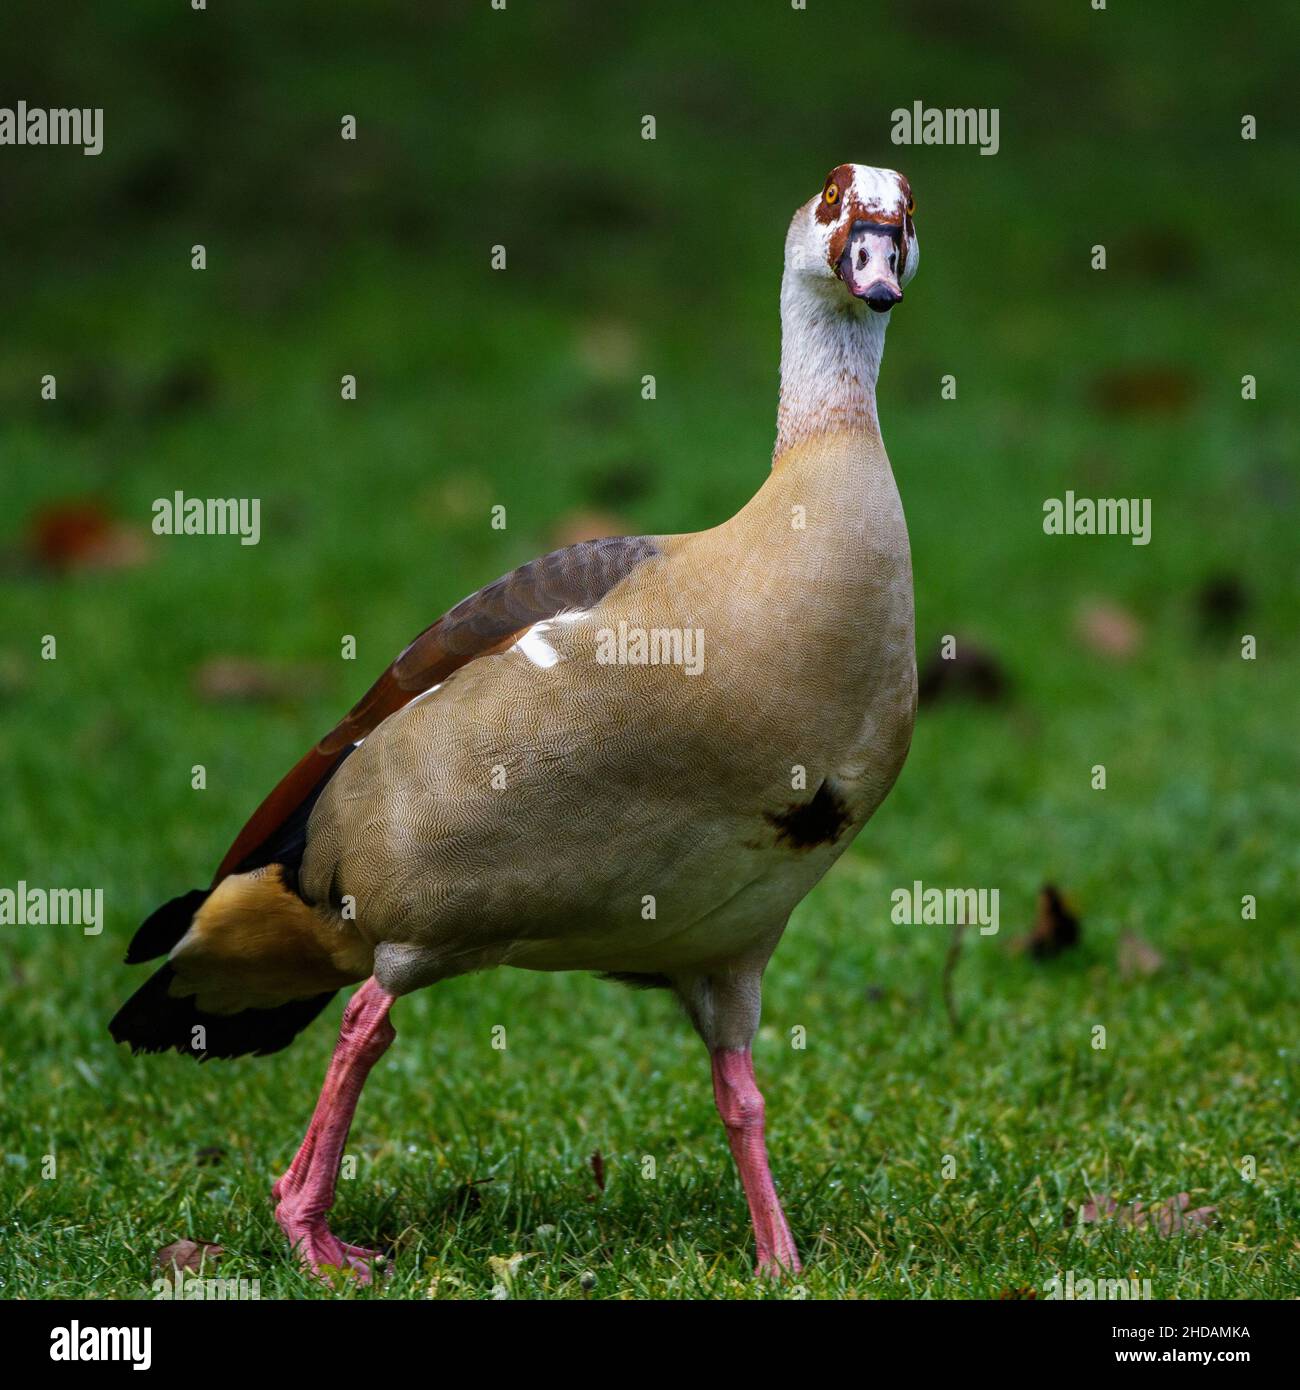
<box><xmin>765</xmin><ymin>780</ymin><xmax>851</xmax><ymax>850</ymax></box>
<box><xmin>596</xmin><ymin>971</ymin><xmax>673</xmax><ymax>990</ymax></box>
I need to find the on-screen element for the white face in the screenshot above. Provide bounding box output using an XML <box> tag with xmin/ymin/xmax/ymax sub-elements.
<box><xmin>786</xmin><ymin>163</ymin><xmax>919</xmax><ymax>314</ymax></box>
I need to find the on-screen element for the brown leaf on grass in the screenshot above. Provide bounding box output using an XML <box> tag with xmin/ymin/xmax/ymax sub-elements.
<box><xmin>587</xmin><ymin>1149</ymin><xmax>606</xmax><ymax>1199</ymax></box>
<box><xmin>438</xmin><ymin>1177</ymin><xmax>494</xmax><ymax>1216</ymax></box>
<box><xmin>1117</xmin><ymin>930</ymin><xmax>1164</xmax><ymax>980</ymax></box>
<box><xmin>547</xmin><ymin>509</ymin><xmax>631</xmax><ymax>550</ymax></box>
<box><xmin>917</xmin><ymin>638</ymin><xmax>1009</xmax><ymax>706</ymax></box>
<box><xmin>1077</xmin><ymin>1192</ymin><xmax>1216</xmax><ymax>1237</ymax></box>
<box><xmin>193</xmin><ymin>658</ymin><xmax>327</xmax><ymax>704</ymax></box>
<box><xmin>1013</xmin><ymin>884</ymin><xmax>1081</xmax><ymax>959</ymax></box>
<box><xmin>998</xmin><ymin>1286</ymin><xmax>1038</xmax><ymax>1299</ymax></box>
<box><xmin>1077</xmin><ymin>1193</ymin><xmax>1118</xmax><ymax>1224</ymax></box>
<box><xmin>1076</xmin><ymin>600</ymin><xmax>1144</xmax><ymax>660</ymax></box>
<box><xmin>28</xmin><ymin>501</ymin><xmax>151</xmax><ymax>574</ymax></box>
<box><xmin>1091</xmin><ymin>366</ymin><xmax>1196</xmax><ymax>417</ymax></box>
<box><xmin>155</xmin><ymin>1239</ymin><xmax>222</xmax><ymax>1274</ymax></box>
<box><xmin>1151</xmin><ymin>1194</ymin><xmax>1217</xmax><ymax>1236</ymax></box>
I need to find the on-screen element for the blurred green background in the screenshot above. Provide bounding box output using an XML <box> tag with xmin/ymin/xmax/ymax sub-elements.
<box><xmin>0</xmin><ymin>0</ymin><xmax>1296</xmax><ymax>1299</ymax></box>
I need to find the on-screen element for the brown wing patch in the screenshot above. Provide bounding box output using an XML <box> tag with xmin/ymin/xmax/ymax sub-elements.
<box><xmin>214</xmin><ymin>534</ymin><xmax>659</xmax><ymax>880</ymax></box>
<box><xmin>765</xmin><ymin>780</ymin><xmax>851</xmax><ymax>851</ymax></box>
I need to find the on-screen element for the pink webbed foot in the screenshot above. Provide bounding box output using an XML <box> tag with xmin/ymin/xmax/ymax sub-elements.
<box><xmin>269</xmin><ymin>979</ymin><xmax>398</xmax><ymax>1285</ymax></box>
<box><xmin>275</xmin><ymin>1200</ymin><xmax>387</xmax><ymax>1284</ymax></box>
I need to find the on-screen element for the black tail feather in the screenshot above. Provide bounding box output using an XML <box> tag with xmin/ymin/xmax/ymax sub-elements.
<box><xmin>108</xmin><ymin>962</ymin><xmax>336</xmax><ymax>1061</ymax></box>
<box><xmin>125</xmin><ymin>888</ymin><xmax>210</xmax><ymax>964</ymax></box>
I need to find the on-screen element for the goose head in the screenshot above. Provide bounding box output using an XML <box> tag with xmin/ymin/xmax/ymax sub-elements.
<box><xmin>786</xmin><ymin>163</ymin><xmax>919</xmax><ymax>314</ymax></box>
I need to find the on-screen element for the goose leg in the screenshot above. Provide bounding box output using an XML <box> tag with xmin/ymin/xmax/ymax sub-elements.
<box><xmin>272</xmin><ymin>977</ymin><xmax>395</xmax><ymax>1281</ymax></box>
<box><xmin>711</xmin><ymin>1046</ymin><xmax>801</xmax><ymax>1276</ymax></box>
<box><xmin>678</xmin><ymin>964</ymin><xmax>801</xmax><ymax>1277</ymax></box>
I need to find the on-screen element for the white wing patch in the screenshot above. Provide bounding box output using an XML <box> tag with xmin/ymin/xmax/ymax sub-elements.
<box><xmin>512</xmin><ymin>620</ymin><xmax>564</xmax><ymax>669</ymax></box>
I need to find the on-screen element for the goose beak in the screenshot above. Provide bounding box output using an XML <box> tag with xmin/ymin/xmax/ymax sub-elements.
<box><xmin>859</xmin><ymin>282</ymin><xmax>902</xmax><ymax>313</ymax></box>
<box><xmin>837</xmin><ymin>223</ymin><xmax>903</xmax><ymax>312</ymax></box>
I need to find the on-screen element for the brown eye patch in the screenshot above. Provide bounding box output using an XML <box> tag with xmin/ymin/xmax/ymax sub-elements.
<box><xmin>814</xmin><ymin>163</ymin><xmax>855</xmax><ymax>224</ymax></box>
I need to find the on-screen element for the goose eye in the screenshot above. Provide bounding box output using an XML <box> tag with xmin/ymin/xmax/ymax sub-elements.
<box><xmin>905</xmin><ymin>195</ymin><xmax>916</xmax><ymax>216</ymax></box>
<box><xmin>824</xmin><ymin>184</ymin><xmax>838</xmax><ymax>206</ymax></box>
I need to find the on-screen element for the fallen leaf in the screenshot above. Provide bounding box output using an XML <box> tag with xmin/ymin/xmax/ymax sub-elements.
<box><xmin>1150</xmin><ymin>1194</ymin><xmax>1217</xmax><ymax>1236</ymax></box>
<box><xmin>1076</xmin><ymin>600</ymin><xmax>1143</xmax><ymax>659</ymax></box>
<box><xmin>1077</xmin><ymin>1192</ymin><xmax>1215</xmax><ymax>1237</ymax></box>
<box><xmin>1014</xmin><ymin>885</ymin><xmax>1081</xmax><ymax>959</ymax></box>
<box><xmin>1091</xmin><ymin>366</ymin><xmax>1196</xmax><ymax>417</ymax></box>
<box><xmin>487</xmin><ymin>1251</ymin><xmax>531</xmax><ymax>1297</ymax></box>
<box><xmin>917</xmin><ymin>638</ymin><xmax>1009</xmax><ymax>706</ymax></box>
<box><xmin>1078</xmin><ymin>1193</ymin><xmax>1118</xmax><ymax>1224</ymax></box>
<box><xmin>439</xmin><ymin>1177</ymin><xmax>493</xmax><ymax>1216</ymax></box>
<box><xmin>193</xmin><ymin>658</ymin><xmax>327</xmax><ymax>703</ymax></box>
<box><xmin>998</xmin><ymin>1286</ymin><xmax>1038</xmax><ymax>1299</ymax></box>
<box><xmin>155</xmin><ymin>1239</ymin><xmax>222</xmax><ymax>1274</ymax></box>
<box><xmin>28</xmin><ymin>501</ymin><xmax>151</xmax><ymax>574</ymax></box>
<box><xmin>1118</xmin><ymin>930</ymin><xmax>1164</xmax><ymax>979</ymax></box>
<box><xmin>589</xmin><ymin>1149</ymin><xmax>606</xmax><ymax>1193</ymax></box>
<box><xmin>487</xmin><ymin>1252</ymin><xmax>529</xmax><ymax>1281</ymax></box>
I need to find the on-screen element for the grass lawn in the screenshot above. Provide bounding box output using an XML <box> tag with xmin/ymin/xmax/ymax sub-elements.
<box><xmin>0</xmin><ymin>0</ymin><xmax>1297</xmax><ymax>1299</ymax></box>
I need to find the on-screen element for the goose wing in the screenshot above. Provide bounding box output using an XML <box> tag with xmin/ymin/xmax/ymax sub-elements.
<box><xmin>214</xmin><ymin>534</ymin><xmax>660</xmax><ymax>881</ymax></box>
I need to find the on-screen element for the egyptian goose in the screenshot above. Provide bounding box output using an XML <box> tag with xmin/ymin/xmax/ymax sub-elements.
<box><xmin>111</xmin><ymin>162</ymin><xmax>920</xmax><ymax>1280</ymax></box>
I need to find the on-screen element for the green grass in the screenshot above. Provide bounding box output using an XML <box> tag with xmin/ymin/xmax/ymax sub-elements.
<box><xmin>1</xmin><ymin>0</ymin><xmax>1298</xmax><ymax>1299</ymax></box>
